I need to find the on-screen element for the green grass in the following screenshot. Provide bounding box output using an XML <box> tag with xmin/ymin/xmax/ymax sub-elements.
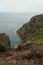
<box><xmin>0</xmin><ymin>62</ymin><xmax>14</xmax><ymax>65</ymax></box>
<box><xmin>22</xmin><ymin>27</ymin><xmax>43</xmax><ymax>46</ymax></box>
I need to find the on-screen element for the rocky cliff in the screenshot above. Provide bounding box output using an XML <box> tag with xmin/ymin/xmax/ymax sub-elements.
<box><xmin>0</xmin><ymin>33</ymin><xmax>10</xmax><ymax>48</ymax></box>
<box><xmin>17</xmin><ymin>14</ymin><xmax>43</xmax><ymax>40</ymax></box>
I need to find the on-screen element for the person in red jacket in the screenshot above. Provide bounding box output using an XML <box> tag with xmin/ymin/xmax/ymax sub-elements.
<box><xmin>18</xmin><ymin>44</ymin><xmax>22</xmax><ymax>51</ymax></box>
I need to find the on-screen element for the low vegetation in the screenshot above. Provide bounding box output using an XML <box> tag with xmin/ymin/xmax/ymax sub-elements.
<box><xmin>0</xmin><ymin>44</ymin><xmax>6</xmax><ymax>52</ymax></box>
<box><xmin>0</xmin><ymin>33</ymin><xmax>10</xmax><ymax>50</ymax></box>
<box><xmin>0</xmin><ymin>62</ymin><xmax>14</xmax><ymax>65</ymax></box>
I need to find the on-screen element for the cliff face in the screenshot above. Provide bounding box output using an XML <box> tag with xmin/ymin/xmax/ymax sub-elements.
<box><xmin>0</xmin><ymin>33</ymin><xmax>10</xmax><ymax>48</ymax></box>
<box><xmin>17</xmin><ymin>14</ymin><xmax>43</xmax><ymax>40</ymax></box>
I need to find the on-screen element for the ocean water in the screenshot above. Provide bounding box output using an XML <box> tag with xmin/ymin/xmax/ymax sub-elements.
<box><xmin>0</xmin><ymin>12</ymin><xmax>40</xmax><ymax>48</ymax></box>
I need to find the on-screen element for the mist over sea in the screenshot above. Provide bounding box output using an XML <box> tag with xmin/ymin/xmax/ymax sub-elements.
<box><xmin>0</xmin><ymin>12</ymin><xmax>41</xmax><ymax>48</ymax></box>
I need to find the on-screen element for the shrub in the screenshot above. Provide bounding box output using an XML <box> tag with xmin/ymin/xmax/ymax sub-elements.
<box><xmin>0</xmin><ymin>44</ymin><xmax>6</xmax><ymax>52</ymax></box>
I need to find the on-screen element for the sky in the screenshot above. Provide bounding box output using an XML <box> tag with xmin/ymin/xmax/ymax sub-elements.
<box><xmin>0</xmin><ymin>0</ymin><xmax>43</xmax><ymax>12</ymax></box>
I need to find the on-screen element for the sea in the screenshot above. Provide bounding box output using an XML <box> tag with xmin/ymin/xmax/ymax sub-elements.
<box><xmin>0</xmin><ymin>12</ymin><xmax>42</xmax><ymax>48</ymax></box>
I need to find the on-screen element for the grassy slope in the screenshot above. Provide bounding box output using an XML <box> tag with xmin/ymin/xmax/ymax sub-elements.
<box><xmin>21</xmin><ymin>27</ymin><xmax>43</xmax><ymax>47</ymax></box>
<box><xmin>20</xmin><ymin>15</ymin><xmax>43</xmax><ymax>47</ymax></box>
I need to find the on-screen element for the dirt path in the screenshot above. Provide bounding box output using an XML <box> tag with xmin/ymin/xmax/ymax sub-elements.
<box><xmin>0</xmin><ymin>48</ymin><xmax>43</xmax><ymax>65</ymax></box>
<box><xmin>0</xmin><ymin>48</ymin><xmax>32</xmax><ymax>60</ymax></box>
<box><xmin>4</xmin><ymin>49</ymin><xmax>31</xmax><ymax>60</ymax></box>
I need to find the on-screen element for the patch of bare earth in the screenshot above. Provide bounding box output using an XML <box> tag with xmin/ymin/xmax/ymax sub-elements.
<box><xmin>0</xmin><ymin>47</ymin><xmax>43</xmax><ymax>65</ymax></box>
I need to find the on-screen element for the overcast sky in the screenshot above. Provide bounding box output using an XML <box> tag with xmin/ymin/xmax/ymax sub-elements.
<box><xmin>0</xmin><ymin>0</ymin><xmax>43</xmax><ymax>12</ymax></box>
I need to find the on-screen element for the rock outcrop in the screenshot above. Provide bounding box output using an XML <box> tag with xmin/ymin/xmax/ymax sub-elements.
<box><xmin>0</xmin><ymin>33</ymin><xmax>10</xmax><ymax>48</ymax></box>
<box><xmin>17</xmin><ymin>14</ymin><xmax>43</xmax><ymax>39</ymax></box>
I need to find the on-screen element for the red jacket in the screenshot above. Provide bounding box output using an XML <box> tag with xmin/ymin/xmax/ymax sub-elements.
<box><xmin>18</xmin><ymin>44</ymin><xmax>22</xmax><ymax>48</ymax></box>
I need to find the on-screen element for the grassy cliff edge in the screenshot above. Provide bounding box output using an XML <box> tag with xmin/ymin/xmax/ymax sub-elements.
<box><xmin>17</xmin><ymin>14</ymin><xmax>43</xmax><ymax>46</ymax></box>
